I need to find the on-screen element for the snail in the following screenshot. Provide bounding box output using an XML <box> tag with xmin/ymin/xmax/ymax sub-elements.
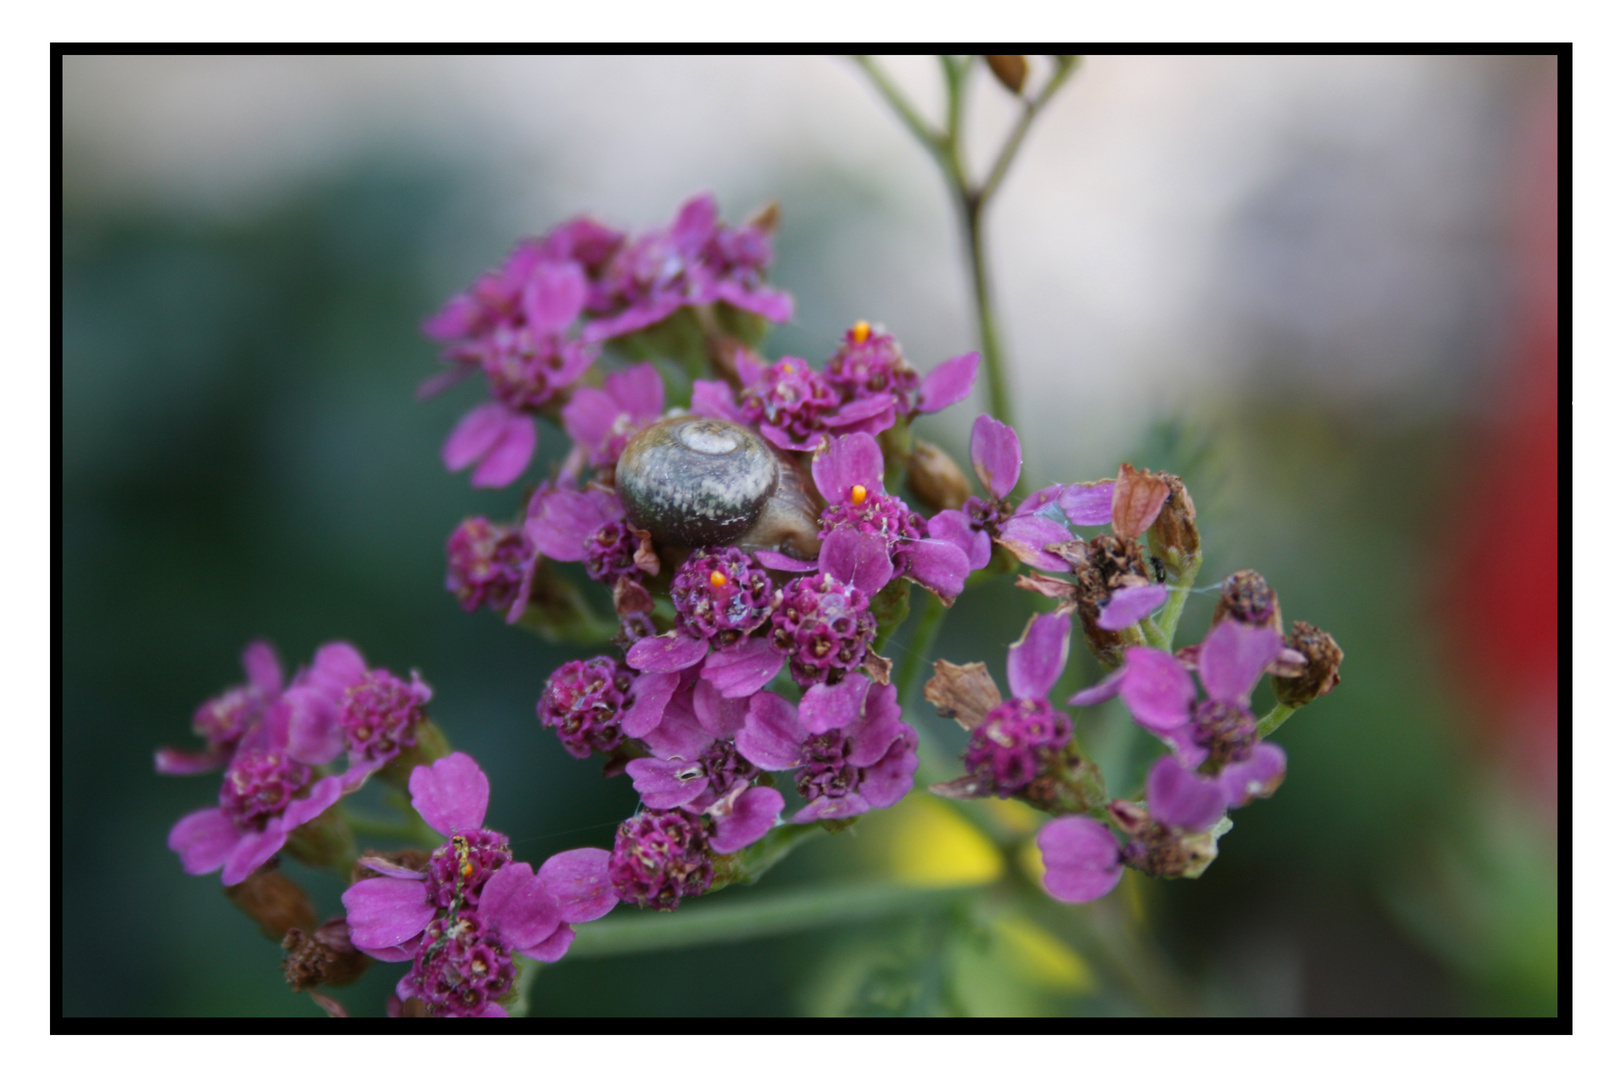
<box><xmin>616</xmin><ymin>416</ymin><xmax>822</xmax><ymax>560</ymax></box>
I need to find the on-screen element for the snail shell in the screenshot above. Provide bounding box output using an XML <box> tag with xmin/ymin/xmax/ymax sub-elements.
<box><xmin>616</xmin><ymin>416</ymin><xmax>822</xmax><ymax>560</ymax></box>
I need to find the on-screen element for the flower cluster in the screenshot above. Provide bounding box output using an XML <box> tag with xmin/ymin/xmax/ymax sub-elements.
<box><xmin>925</xmin><ymin>564</ymin><xmax>1341</xmax><ymax>908</ymax></box>
<box><xmin>162</xmin><ymin>641</ymin><xmax>436</xmax><ymax>887</ymax></box>
<box><xmin>424</xmin><ymin>195</ymin><xmax>792</xmax><ymax>490</ymax></box>
<box><xmin>693</xmin><ymin>322</ymin><xmax>978</xmax><ymax>453</ymax></box>
<box><xmin>162</xmin><ymin>182</ymin><xmax>1346</xmax><ymax>1018</ymax></box>
<box><xmin>342</xmin><ymin>754</ymin><xmax>615</xmax><ymax>1017</ymax></box>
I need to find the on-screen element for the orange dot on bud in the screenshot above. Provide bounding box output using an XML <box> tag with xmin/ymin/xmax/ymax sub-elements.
<box><xmin>710</xmin><ymin>570</ymin><xmax>728</xmax><ymax>588</ymax></box>
<box><xmin>851</xmin><ymin>320</ymin><xmax>871</xmax><ymax>344</ymax></box>
<box><xmin>851</xmin><ymin>484</ymin><xmax>868</xmax><ymax>505</ymax></box>
<box><xmin>461</xmin><ymin>861</ymin><xmax>474</xmax><ymax>879</ymax></box>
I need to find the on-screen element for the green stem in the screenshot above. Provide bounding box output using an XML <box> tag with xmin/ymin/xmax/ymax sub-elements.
<box><xmin>851</xmin><ymin>56</ymin><xmax>950</xmax><ymax>171</ymax></box>
<box><xmin>565</xmin><ymin>881</ymin><xmax>975</xmax><ymax>959</ymax></box>
<box><xmin>961</xmin><ymin>198</ymin><xmax>1013</xmax><ymax>431</ymax></box>
<box><xmin>939</xmin><ymin>55</ymin><xmax>967</xmax><ymax>153</ymax></box>
<box><xmin>1143</xmin><ymin>552</ymin><xmax>1202</xmax><ymax>651</ymax></box>
<box><xmin>894</xmin><ymin>592</ymin><xmax>948</xmax><ymax>710</ymax></box>
<box><xmin>337</xmin><ymin>812</ymin><xmax>424</xmax><ymax>840</ymax></box>
<box><xmin>719</xmin><ymin>821</ymin><xmax>825</xmax><ymax>887</ymax></box>
<box><xmin>1255</xmin><ymin>702</ymin><xmax>1299</xmax><ymax>739</ymax></box>
<box><xmin>507</xmin><ymin>954</ymin><xmax>540</xmax><ymax>1018</ymax></box>
<box><xmin>978</xmin><ymin>57</ymin><xmax>1082</xmax><ymax>207</ymax></box>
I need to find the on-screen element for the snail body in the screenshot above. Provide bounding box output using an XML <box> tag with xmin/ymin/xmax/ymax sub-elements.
<box><xmin>616</xmin><ymin>416</ymin><xmax>822</xmax><ymax>560</ymax></box>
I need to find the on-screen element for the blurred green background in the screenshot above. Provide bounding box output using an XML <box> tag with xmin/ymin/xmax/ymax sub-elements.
<box><xmin>61</xmin><ymin>55</ymin><xmax>1558</xmax><ymax>1017</ymax></box>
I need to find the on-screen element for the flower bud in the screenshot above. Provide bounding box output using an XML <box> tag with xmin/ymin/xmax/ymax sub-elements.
<box><xmin>746</xmin><ymin>201</ymin><xmax>781</xmax><ymax>235</ymax></box>
<box><xmin>907</xmin><ymin>439</ymin><xmax>972</xmax><ymax>512</ymax></box>
<box><xmin>1212</xmin><ymin>570</ymin><xmax>1282</xmax><ymax>633</ymax></box>
<box><xmin>1271</xmin><ymin>621</ymin><xmax>1343</xmax><ymax>706</ymax></box>
<box><xmin>283</xmin><ymin>916</ymin><xmax>370</xmax><ymax>992</ymax></box>
<box><xmin>1146</xmin><ymin>473</ymin><xmax>1200</xmax><ymax>575</ymax></box>
<box><xmin>224</xmin><ymin>869</ymin><xmax>317</xmax><ymax>942</ymax></box>
<box><xmin>985</xmin><ymin>55</ymin><xmax>1029</xmax><ymax>95</ymax></box>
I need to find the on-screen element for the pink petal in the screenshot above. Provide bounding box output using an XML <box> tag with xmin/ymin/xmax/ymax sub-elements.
<box><xmin>715</xmin><ymin>280</ymin><xmax>793</xmax><ymax>324</ymax></box>
<box><xmin>551</xmin><ymin>338</ymin><xmax>597</xmax><ymax>389</ymax></box>
<box><xmin>638</xmin><ymin>694</ymin><xmax>712</xmax><ymax>761</ymax></box>
<box><xmin>690</xmin><ymin>379</ymin><xmax>746</xmax><ymax>423</ymax></box>
<box><xmin>903</xmin><ymin>537</ymin><xmax>970</xmax><ymax>600</ymax></box>
<box><xmin>826</xmin><ymin>393</ymin><xmax>898</xmax><ymax>427</ymax></box>
<box><xmin>154</xmin><ymin>747</ymin><xmax>228</xmax><ymax>775</ymax></box>
<box><xmin>305</xmin><ymin>641</ymin><xmax>367</xmax><ymax>693</ymax></box>
<box><xmin>759</xmin><ymin>421</ymin><xmax>827</xmax><ymax>453</ymax></box>
<box><xmin>1007</xmin><ymin>612</ymin><xmax>1072</xmax><ymax>701</ymax></box>
<box><xmin>970</xmin><ymin>414</ymin><xmax>1021</xmax><ymax>499</ymax></box>
<box><xmin>812</xmin><ymin>432</ymin><xmax>885</xmax><ymax>504</ymax></box>
<box><xmin>754</xmin><ymin>550</ymin><xmax>816</xmax><ymax>573</ymax></box>
<box><xmin>1145</xmin><ymin>756</ymin><xmax>1226</xmax><ymax>833</ymax></box>
<box><xmin>1059</xmin><ymin>481</ymin><xmax>1115</xmax><ymax>527</ymax></box>
<box><xmin>343</xmin><ymin>876</ymin><xmax>436</xmax><ymax>951</ymax></box>
<box><xmin>927</xmin><ymin>510</ymin><xmax>992</xmax><ymax>571</ymax></box>
<box><xmin>167</xmin><ymin>807</ymin><xmax>239</xmax><ymax>875</ymax></box>
<box><xmin>408</xmin><ymin>751</ymin><xmax>489</xmax><ymax>837</ymax></box>
<box><xmin>470</xmin><ymin>412</ymin><xmax>537</xmax><ymax>489</ymax></box>
<box><xmin>1097</xmin><ymin>584</ymin><xmax>1169</xmax><ymax>631</ymax></box>
<box><xmin>241</xmin><ymin>640</ymin><xmax>283</xmax><ymax>696</ymax></box>
<box><xmin>620</xmin><ymin>670</ymin><xmax>682</xmax><ymax>738</ymax></box>
<box><xmin>283</xmin><ymin>685</ymin><xmax>344</xmax><ymax>766</ymax></box>
<box><xmin>221</xmin><ymin>827</ymin><xmax>293</xmax><ymax>887</ymax></box>
<box><xmin>281</xmin><ymin>776</ymin><xmax>345</xmax><ymax>833</ymax></box>
<box><xmin>521</xmin><ymin>260</ymin><xmax>587</xmax><ymax>336</ymax></box>
<box><xmin>1013</xmin><ymin>483</ymin><xmax>1066</xmax><ymax>518</ymax></box>
<box><xmin>799</xmin><ymin>674</ymin><xmax>870</xmax><ymax>735</ymax></box>
<box><xmin>526</xmin><ymin>487</ymin><xmax>620</xmax><ymax>563</ymax></box>
<box><xmin>415</xmin><ymin>360</ymin><xmax>477</xmax><ymax>401</ymax></box>
<box><xmin>672</xmin><ymin>193</ymin><xmax>719</xmax><ymax>252</ymax></box>
<box><xmin>1161</xmin><ymin>723</ymin><xmax>1210</xmax><ymax>772</ymax></box>
<box><xmin>819</xmin><ymin>528</ymin><xmax>893</xmax><ymax>596</ymax></box>
<box><xmin>692</xmin><ymin>678</ymin><xmax>748</xmax><ymax>740</ymax></box>
<box><xmin>560</xmin><ymin>385</ymin><xmax>620</xmax><ymax>451</ymax></box>
<box><xmin>735</xmin><ymin>692</ymin><xmax>805</xmax><ymax>770</ymax></box>
<box><xmin>607</xmin><ymin>361</ymin><xmax>665</xmax><ymax>420</ymax></box>
<box><xmin>1036</xmin><ymin>816</ymin><xmax>1123</xmax><ymax>904</ymax></box>
<box><xmin>626</xmin><ymin>757</ymin><xmax>710</xmax><ymax>810</ymax></box>
<box><xmin>1119</xmin><ymin>647</ymin><xmax>1197</xmax><ymax>734</ymax></box>
<box><xmin>519</xmin><ymin>925</ymin><xmax>576</xmax><ymax>964</ymax></box>
<box><xmin>479</xmin><ymin>862</ymin><xmax>562</xmax><ymax>952</ymax></box>
<box><xmin>626</xmin><ymin>632</ymin><xmax>708</xmax><ymax>674</ymax></box>
<box><xmin>1067</xmin><ymin>665</ymin><xmax>1127</xmax><ymax>708</ymax></box>
<box><xmin>1219</xmin><ymin>742</ymin><xmax>1287</xmax><ymax>808</ymax></box>
<box><xmin>709</xmin><ymin>786</ymin><xmax>784</xmax><ymax>854</ymax></box>
<box><xmin>539</xmin><ymin>848</ymin><xmax>617</xmax><ymax>924</ymax></box>
<box><xmin>916</xmin><ymin>352</ymin><xmax>980</xmax><ymax>414</ymax></box>
<box><xmin>996</xmin><ymin>515</ymin><xmax>1072</xmax><ymax>572</ymax></box>
<box><xmin>846</xmin><ymin>682</ymin><xmax>906</xmax><ymax>768</ymax></box>
<box><xmin>356</xmin><ymin>855</ymin><xmax>427</xmax><ymax>880</ymax></box>
<box><xmin>363</xmin><ymin>941</ymin><xmax>418</xmax><ymax>964</ymax></box>
<box><xmin>701</xmin><ymin>637</ymin><xmax>784</xmax><ymax>698</ymax></box>
<box><xmin>849</xmin><ymin>728</ymin><xmax>917</xmax><ymax>809</ymax></box>
<box><xmin>442</xmin><ymin>402</ymin><xmax>513</xmax><ymax>472</ymax></box>
<box><xmin>422</xmin><ymin>293</ymin><xmax>482</xmax><ymax>341</ymax></box>
<box><xmin>1199</xmin><ymin>621</ymin><xmax>1282</xmax><ymax>706</ymax></box>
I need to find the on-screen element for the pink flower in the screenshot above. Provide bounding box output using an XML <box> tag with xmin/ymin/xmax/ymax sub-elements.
<box><xmin>928</xmin><ymin>415</ymin><xmax>1100</xmax><ymax>573</ymax></box>
<box><xmin>342</xmin><ymin>753</ymin><xmax>616</xmax><ymax>1016</ymax></box>
<box><xmin>812</xmin><ymin>431</ymin><xmax>969</xmax><ymax>601</ymax></box>
<box><xmin>737</xmin><ymin>675</ymin><xmax>918</xmax><ymax>822</ymax></box>
<box><xmin>165</xmin><ymin>642</ymin><xmax>366</xmax><ymax>886</ymax></box>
